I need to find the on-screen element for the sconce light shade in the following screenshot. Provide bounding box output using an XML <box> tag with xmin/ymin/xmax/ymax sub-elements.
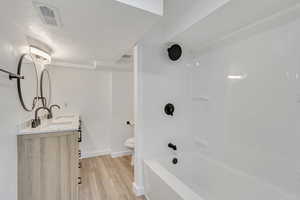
<box><xmin>29</xmin><ymin>46</ymin><xmax>52</xmax><ymax>64</ymax></box>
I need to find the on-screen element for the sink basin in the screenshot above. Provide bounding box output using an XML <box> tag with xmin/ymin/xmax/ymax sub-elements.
<box><xmin>50</xmin><ymin>121</ymin><xmax>72</xmax><ymax>125</ymax></box>
<box><xmin>52</xmin><ymin>115</ymin><xmax>75</xmax><ymax>124</ymax></box>
<box><xmin>19</xmin><ymin>114</ymin><xmax>79</xmax><ymax>135</ymax></box>
<box><xmin>44</xmin><ymin>121</ymin><xmax>73</xmax><ymax>128</ymax></box>
<box><xmin>55</xmin><ymin>115</ymin><xmax>75</xmax><ymax>120</ymax></box>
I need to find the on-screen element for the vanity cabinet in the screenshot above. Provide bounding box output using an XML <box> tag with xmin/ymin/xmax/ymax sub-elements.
<box><xmin>18</xmin><ymin>131</ymin><xmax>80</xmax><ymax>200</ymax></box>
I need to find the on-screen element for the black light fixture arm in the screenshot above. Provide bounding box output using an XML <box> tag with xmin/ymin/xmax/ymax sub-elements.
<box><xmin>0</xmin><ymin>67</ymin><xmax>24</xmax><ymax>80</ymax></box>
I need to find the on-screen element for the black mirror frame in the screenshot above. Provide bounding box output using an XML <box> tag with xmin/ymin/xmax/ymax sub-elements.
<box><xmin>17</xmin><ymin>54</ymin><xmax>39</xmax><ymax>112</ymax></box>
<box><xmin>40</xmin><ymin>68</ymin><xmax>52</xmax><ymax>107</ymax></box>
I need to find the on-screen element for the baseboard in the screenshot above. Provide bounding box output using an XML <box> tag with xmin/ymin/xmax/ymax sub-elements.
<box><xmin>132</xmin><ymin>182</ymin><xmax>145</xmax><ymax>196</ymax></box>
<box><xmin>110</xmin><ymin>150</ymin><xmax>132</xmax><ymax>158</ymax></box>
<box><xmin>81</xmin><ymin>149</ymin><xmax>132</xmax><ymax>159</ymax></box>
<box><xmin>81</xmin><ymin>149</ymin><xmax>111</xmax><ymax>159</ymax></box>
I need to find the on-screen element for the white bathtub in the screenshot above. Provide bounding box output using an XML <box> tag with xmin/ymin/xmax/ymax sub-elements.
<box><xmin>143</xmin><ymin>153</ymin><xmax>297</xmax><ymax>200</ymax></box>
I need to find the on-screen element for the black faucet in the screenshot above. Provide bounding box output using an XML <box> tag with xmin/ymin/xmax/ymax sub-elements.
<box><xmin>168</xmin><ymin>143</ymin><xmax>177</xmax><ymax>151</ymax></box>
<box><xmin>32</xmin><ymin>107</ymin><xmax>52</xmax><ymax>128</ymax></box>
<box><xmin>33</xmin><ymin>97</ymin><xmax>47</xmax><ymax>107</ymax></box>
<box><xmin>47</xmin><ymin>104</ymin><xmax>61</xmax><ymax>119</ymax></box>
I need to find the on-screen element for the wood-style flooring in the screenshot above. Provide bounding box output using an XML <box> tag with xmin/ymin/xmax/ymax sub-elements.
<box><xmin>79</xmin><ymin>155</ymin><xmax>145</xmax><ymax>200</ymax></box>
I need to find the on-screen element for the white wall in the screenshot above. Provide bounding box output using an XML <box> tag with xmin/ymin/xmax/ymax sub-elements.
<box><xmin>49</xmin><ymin>67</ymin><xmax>134</xmax><ymax>157</ymax></box>
<box><xmin>134</xmin><ymin>42</ymin><xmax>192</xmax><ymax>189</ymax></box>
<box><xmin>111</xmin><ymin>71</ymin><xmax>134</xmax><ymax>154</ymax></box>
<box><xmin>0</xmin><ymin>44</ymin><xmax>21</xmax><ymax>200</ymax></box>
<box><xmin>135</xmin><ymin>1</ymin><xmax>300</xmax><ymax>198</ymax></box>
<box><xmin>134</xmin><ymin>0</ymin><xmax>221</xmax><ymax>188</ymax></box>
<box><xmin>48</xmin><ymin>67</ymin><xmax>112</xmax><ymax>156</ymax></box>
<box><xmin>186</xmin><ymin>17</ymin><xmax>300</xmax><ymax>198</ymax></box>
<box><xmin>0</xmin><ymin>26</ymin><xmax>38</xmax><ymax>199</ymax></box>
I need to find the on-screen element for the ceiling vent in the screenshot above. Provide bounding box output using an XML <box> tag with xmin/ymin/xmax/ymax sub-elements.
<box><xmin>33</xmin><ymin>2</ymin><xmax>62</xmax><ymax>27</ymax></box>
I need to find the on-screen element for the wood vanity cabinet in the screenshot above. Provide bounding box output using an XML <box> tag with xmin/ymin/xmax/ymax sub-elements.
<box><xmin>18</xmin><ymin>131</ymin><xmax>80</xmax><ymax>200</ymax></box>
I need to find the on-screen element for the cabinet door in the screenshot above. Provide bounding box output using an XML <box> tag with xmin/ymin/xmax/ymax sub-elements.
<box><xmin>18</xmin><ymin>132</ymin><xmax>79</xmax><ymax>200</ymax></box>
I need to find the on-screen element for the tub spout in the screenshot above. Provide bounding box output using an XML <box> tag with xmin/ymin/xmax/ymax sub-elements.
<box><xmin>168</xmin><ymin>143</ymin><xmax>177</xmax><ymax>151</ymax></box>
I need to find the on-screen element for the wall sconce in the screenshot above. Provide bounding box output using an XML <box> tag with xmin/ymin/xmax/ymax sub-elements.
<box><xmin>30</xmin><ymin>46</ymin><xmax>52</xmax><ymax>64</ymax></box>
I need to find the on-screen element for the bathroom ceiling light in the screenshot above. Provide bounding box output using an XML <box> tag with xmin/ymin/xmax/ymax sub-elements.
<box><xmin>29</xmin><ymin>46</ymin><xmax>52</xmax><ymax>64</ymax></box>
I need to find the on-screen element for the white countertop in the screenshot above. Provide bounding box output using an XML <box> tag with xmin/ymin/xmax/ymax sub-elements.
<box><xmin>18</xmin><ymin>114</ymin><xmax>80</xmax><ymax>135</ymax></box>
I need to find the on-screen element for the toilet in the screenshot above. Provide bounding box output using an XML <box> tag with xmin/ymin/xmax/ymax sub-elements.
<box><xmin>124</xmin><ymin>137</ymin><xmax>135</xmax><ymax>165</ymax></box>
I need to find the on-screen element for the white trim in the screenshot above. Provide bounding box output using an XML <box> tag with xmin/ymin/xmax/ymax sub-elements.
<box><xmin>81</xmin><ymin>149</ymin><xmax>111</xmax><ymax>159</ymax></box>
<box><xmin>110</xmin><ymin>150</ymin><xmax>132</xmax><ymax>158</ymax></box>
<box><xmin>51</xmin><ymin>61</ymin><xmax>97</xmax><ymax>70</ymax></box>
<box><xmin>132</xmin><ymin>182</ymin><xmax>145</xmax><ymax>196</ymax></box>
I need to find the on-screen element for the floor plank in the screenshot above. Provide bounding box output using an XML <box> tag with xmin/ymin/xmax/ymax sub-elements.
<box><xmin>80</xmin><ymin>155</ymin><xmax>145</xmax><ymax>200</ymax></box>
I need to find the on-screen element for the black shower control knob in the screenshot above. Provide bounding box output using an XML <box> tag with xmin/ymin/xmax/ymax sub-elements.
<box><xmin>167</xmin><ymin>44</ymin><xmax>182</xmax><ymax>61</ymax></box>
<box><xmin>164</xmin><ymin>103</ymin><xmax>175</xmax><ymax>116</ymax></box>
<box><xmin>172</xmin><ymin>158</ymin><xmax>178</xmax><ymax>165</ymax></box>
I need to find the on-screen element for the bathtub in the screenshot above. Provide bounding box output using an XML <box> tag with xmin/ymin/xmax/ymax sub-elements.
<box><xmin>143</xmin><ymin>153</ymin><xmax>297</xmax><ymax>200</ymax></box>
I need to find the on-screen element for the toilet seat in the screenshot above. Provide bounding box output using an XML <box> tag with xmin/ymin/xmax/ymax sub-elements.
<box><xmin>124</xmin><ymin>137</ymin><xmax>135</xmax><ymax>166</ymax></box>
<box><xmin>124</xmin><ymin>137</ymin><xmax>135</xmax><ymax>149</ymax></box>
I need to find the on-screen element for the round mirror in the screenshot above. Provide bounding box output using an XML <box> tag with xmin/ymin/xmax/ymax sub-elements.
<box><xmin>17</xmin><ymin>54</ymin><xmax>39</xmax><ymax>112</ymax></box>
<box><xmin>40</xmin><ymin>69</ymin><xmax>52</xmax><ymax>107</ymax></box>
